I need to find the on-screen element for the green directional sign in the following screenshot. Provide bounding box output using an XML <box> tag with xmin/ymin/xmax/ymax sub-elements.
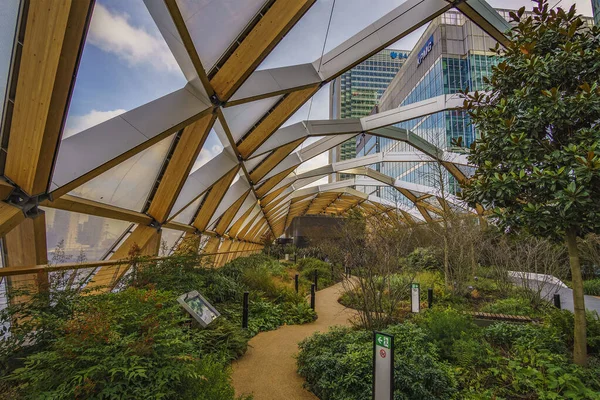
<box><xmin>373</xmin><ymin>331</ymin><xmax>394</xmax><ymax>400</ymax></box>
<box><xmin>375</xmin><ymin>333</ymin><xmax>391</xmax><ymax>349</ymax></box>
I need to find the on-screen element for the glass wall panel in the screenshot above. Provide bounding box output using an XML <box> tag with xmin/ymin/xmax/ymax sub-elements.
<box><xmin>41</xmin><ymin>207</ymin><xmax>132</xmax><ymax>264</ymax></box>
<box><xmin>0</xmin><ymin>1</ymin><xmax>19</xmax><ymax>124</ymax></box>
<box><xmin>159</xmin><ymin>228</ymin><xmax>183</xmax><ymax>255</ymax></box>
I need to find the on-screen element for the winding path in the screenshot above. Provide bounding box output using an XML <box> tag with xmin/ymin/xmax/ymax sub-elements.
<box><xmin>231</xmin><ymin>281</ymin><xmax>356</xmax><ymax>399</ymax></box>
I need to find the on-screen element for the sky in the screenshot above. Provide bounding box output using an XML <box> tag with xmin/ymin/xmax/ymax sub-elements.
<box><xmin>48</xmin><ymin>0</ymin><xmax>597</xmax><ymax>195</ymax></box>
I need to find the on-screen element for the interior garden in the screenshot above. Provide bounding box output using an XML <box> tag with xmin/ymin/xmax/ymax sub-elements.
<box><xmin>0</xmin><ymin>250</ymin><xmax>343</xmax><ymax>400</ymax></box>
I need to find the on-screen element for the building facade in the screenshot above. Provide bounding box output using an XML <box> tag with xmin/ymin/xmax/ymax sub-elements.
<box><xmin>329</xmin><ymin>49</ymin><xmax>408</xmax><ymax>181</ymax></box>
<box><xmin>357</xmin><ymin>9</ymin><xmax>593</xmax><ymax>204</ymax></box>
<box><xmin>355</xmin><ymin>10</ymin><xmax>513</xmax><ymax>204</ymax></box>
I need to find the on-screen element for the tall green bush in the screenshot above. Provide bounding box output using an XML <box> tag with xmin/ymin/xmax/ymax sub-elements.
<box><xmin>297</xmin><ymin>325</ymin><xmax>457</xmax><ymax>400</ymax></box>
<box><xmin>5</xmin><ymin>288</ymin><xmax>238</xmax><ymax>400</ymax></box>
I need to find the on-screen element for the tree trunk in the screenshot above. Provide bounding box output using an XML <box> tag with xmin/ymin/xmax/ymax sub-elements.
<box><xmin>566</xmin><ymin>228</ymin><xmax>587</xmax><ymax>366</ymax></box>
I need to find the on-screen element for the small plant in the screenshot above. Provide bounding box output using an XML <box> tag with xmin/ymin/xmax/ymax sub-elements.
<box><xmin>583</xmin><ymin>279</ymin><xmax>600</xmax><ymax>296</ymax></box>
<box><xmin>481</xmin><ymin>297</ymin><xmax>538</xmax><ymax>317</ymax></box>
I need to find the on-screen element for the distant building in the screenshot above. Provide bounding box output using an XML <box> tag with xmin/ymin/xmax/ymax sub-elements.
<box><xmin>328</xmin><ymin>49</ymin><xmax>408</xmax><ymax>181</ymax></box>
<box><xmin>356</xmin><ymin>9</ymin><xmax>592</xmax><ymax>205</ymax></box>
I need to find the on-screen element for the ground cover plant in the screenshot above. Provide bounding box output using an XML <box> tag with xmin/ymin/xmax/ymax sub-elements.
<box><xmin>0</xmin><ymin>252</ymin><xmax>315</xmax><ymax>399</ymax></box>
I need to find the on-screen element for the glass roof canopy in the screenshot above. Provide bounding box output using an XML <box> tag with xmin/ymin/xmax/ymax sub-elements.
<box><xmin>0</xmin><ymin>0</ymin><xmax>510</xmax><ymax>272</ymax></box>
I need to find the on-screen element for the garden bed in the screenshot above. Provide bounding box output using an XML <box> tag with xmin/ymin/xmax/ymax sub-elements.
<box><xmin>0</xmin><ymin>253</ymin><xmax>319</xmax><ymax>400</ymax></box>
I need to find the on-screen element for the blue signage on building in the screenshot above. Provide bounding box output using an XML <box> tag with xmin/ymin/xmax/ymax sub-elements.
<box><xmin>417</xmin><ymin>35</ymin><xmax>434</xmax><ymax>66</ymax></box>
<box><xmin>389</xmin><ymin>51</ymin><xmax>408</xmax><ymax>60</ymax></box>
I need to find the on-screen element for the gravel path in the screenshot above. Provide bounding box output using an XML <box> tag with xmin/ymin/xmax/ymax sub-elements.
<box><xmin>231</xmin><ymin>281</ymin><xmax>356</xmax><ymax>400</ymax></box>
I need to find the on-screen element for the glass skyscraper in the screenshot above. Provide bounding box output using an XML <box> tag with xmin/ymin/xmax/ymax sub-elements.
<box><xmin>329</xmin><ymin>49</ymin><xmax>408</xmax><ymax>181</ymax></box>
<box><xmin>358</xmin><ymin>9</ymin><xmax>593</xmax><ymax>204</ymax></box>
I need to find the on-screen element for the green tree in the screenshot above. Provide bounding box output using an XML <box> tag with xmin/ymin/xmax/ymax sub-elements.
<box><xmin>461</xmin><ymin>0</ymin><xmax>600</xmax><ymax>366</ymax></box>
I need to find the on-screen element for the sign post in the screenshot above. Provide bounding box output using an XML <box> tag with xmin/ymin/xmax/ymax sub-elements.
<box><xmin>411</xmin><ymin>283</ymin><xmax>420</xmax><ymax>313</ymax></box>
<box><xmin>373</xmin><ymin>332</ymin><xmax>394</xmax><ymax>400</ymax></box>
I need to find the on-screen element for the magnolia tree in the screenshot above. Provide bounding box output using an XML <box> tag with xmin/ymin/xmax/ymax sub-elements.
<box><xmin>461</xmin><ymin>1</ymin><xmax>600</xmax><ymax>365</ymax></box>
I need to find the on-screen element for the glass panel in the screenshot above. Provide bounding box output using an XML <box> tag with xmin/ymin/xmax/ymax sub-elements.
<box><xmin>179</xmin><ymin>0</ymin><xmax>266</xmax><ymax>71</ymax></box>
<box><xmin>221</xmin><ymin>95</ymin><xmax>283</xmax><ymax>142</ymax></box>
<box><xmin>191</xmin><ymin>128</ymin><xmax>223</xmax><ymax>173</ymax></box>
<box><xmin>69</xmin><ymin>134</ymin><xmax>174</xmax><ymax>212</ymax></box>
<box><xmin>63</xmin><ymin>0</ymin><xmax>186</xmax><ymax>138</ymax></box>
<box><xmin>160</xmin><ymin>228</ymin><xmax>183</xmax><ymax>255</ymax></box>
<box><xmin>0</xmin><ymin>1</ymin><xmax>19</xmax><ymax>121</ymax></box>
<box><xmin>281</xmin><ymin>83</ymin><xmax>329</xmax><ymax>128</ymax></box>
<box><xmin>323</xmin><ymin>0</ymin><xmax>407</xmax><ymax>54</ymax></box>
<box><xmin>42</xmin><ymin>207</ymin><xmax>132</xmax><ymax>264</ymax></box>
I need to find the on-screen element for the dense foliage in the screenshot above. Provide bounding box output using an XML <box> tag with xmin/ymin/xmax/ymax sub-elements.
<box><xmin>298</xmin><ymin>308</ymin><xmax>600</xmax><ymax>400</ymax></box>
<box><xmin>297</xmin><ymin>324</ymin><xmax>457</xmax><ymax>400</ymax></box>
<box><xmin>460</xmin><ymin>0</ymin><xmax>600</xmax><ymax>365</ymax></box>
<box><xmin>0</xmin><ymin>254</ymin><xmax>315</xmax><ymax>399</ymax></box>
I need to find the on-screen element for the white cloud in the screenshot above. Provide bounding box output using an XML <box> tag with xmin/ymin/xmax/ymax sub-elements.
<box><xmin>192</xmin><ymin>144</ymin><xmax>224</xmax><ymax>172</ymax></box>
<box><xmin>88</xmin><ymin>4</ymin><xmax>179</xmax><ymax>72</ymax></box>
<box><xmin>63</xmin><ymin>108</ymin><xmax>126</xmax><ymax>138</ymax></box>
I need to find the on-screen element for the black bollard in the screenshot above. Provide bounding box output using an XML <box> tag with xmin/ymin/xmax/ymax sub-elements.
<box><xmin>553</xmin><ymin>293</ymin><xmax>561</xmax><ymax>309</ymax></box>
<box><xmin>242</xmin><ymin>291</ymin><xmax>249</xmax><ymax>329</ymax></box>
<box><xmin>294</xmin><ymin>274</ymin><xmax>299</xmax><ymax>293</ymax></box>
<box><xmin>310</xmin><ymin>284</ymin><xmax>316</xmax><ymax>310</ymax></box>
<box><xmin>428</xmin><ymin>288</ymin><xmax>433</xmax><ymax>309</ymax></box>
<box><xmin>314</xmin><ymin>269</ymin><xmax>318</xmax><ymax>291</ymax></box>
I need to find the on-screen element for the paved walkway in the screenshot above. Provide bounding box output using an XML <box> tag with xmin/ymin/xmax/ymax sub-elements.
<box><xmin>231</xmin><ymin>281</ymin><xmax>356</xmax><ymax>400</ymax></box>
<box><xmin>511</xmin><ymin>276</ymin><xmax>600</xmax><ymax>314</ymax></box>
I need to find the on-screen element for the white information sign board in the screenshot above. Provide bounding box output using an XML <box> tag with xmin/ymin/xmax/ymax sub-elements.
<box><xmin>411</xmin><ymin>283</ymin><xmax>420</xmax><ymax>313</ymax></box>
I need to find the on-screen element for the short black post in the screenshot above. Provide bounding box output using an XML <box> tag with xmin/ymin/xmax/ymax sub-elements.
<box><xmin>553</xmin><ymin>293</ymin><xmax>561</xmax><ymax>309</ymax></box>
<box><xmin>313</xmin><ymin>269</ymin><xmax>318</xmax><ymax>291</ymax></box>
<box><xmin>242</xmin><ymin>291</ymin><xmax>249</xmax><ymax>329</ymax></box>
<box><xmin>427</xmin><ymin>288</ymin><xmax>433</xmax><ymax>309</ymax></box>
<box><xmin>310</xmin><ymin>284</ymin><xmax>316</xmax><ymax>310</ymax></box>
<box><xmin>294</xmin><ymin>274</ymin><xmax>299</xmax><ymax>294</ymax></box>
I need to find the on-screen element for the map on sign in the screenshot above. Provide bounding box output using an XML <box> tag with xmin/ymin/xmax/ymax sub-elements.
<box><xmin>177</xmin><ymin>290</ymin><xmax>221</xmax><ymax>328</ymax></box>
<box><xmin>376</xmin><ymin>333</ymin><xmax>391</xmax><ymax>349</ymax></box>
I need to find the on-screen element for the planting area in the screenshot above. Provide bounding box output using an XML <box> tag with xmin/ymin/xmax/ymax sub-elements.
<box><xmin>0</xmin><ymin>254</ymin><xmax>340</xmax><ymax>400</ymax></box>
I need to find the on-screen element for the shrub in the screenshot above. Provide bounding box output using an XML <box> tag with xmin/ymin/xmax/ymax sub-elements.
<box><xmin>484</xmin><ymin>347</ymin><xmax>600</xmax><ymax>399</ymax></box>
<box><xmin>297</xmin><ymin>325</ymin><xmax>456</xmax><ymax>400</ymax></box>
<box><xmin>298</xmin><ymin>257</ymin><xmax>337</xmax><ymax>290</ymax></box>
<box><xmin>415</xmin><ymin>308</ymin><xmax>477</xmax><ymax>361</ymax></box>
<box><xmin>5</xmin><ymin>288</ymin><xmax>238</xmax><ymax>400</ymax></box>
<box><xmin>483</xmin><ymin>322</ymin><xmax>566</xmax><ymax>353</ymax></box>
<box><xmin>480</xmin><ymin>297</ymin><xmax>537</xmax><ymax>316</ymax></box>
<box><xmin>544</xmin><ymin>309</ymin><xmax>600</xmax><ymax>355</ymax></box>
<box><xmin>583</xmin><ymin>279</ymin><xmax>600</xmax><ymax>296</ymax></box>
<box><xmin>404</xmin><ymin>247</ymin><xmax>441</xmax><ymax>271</ymax></box>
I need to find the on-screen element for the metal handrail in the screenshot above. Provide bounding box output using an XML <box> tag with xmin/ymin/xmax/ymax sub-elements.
<box><xmin>0</xmin><ymin>249</ymin><xmax>258</xmax><ymax>278</ymax></box>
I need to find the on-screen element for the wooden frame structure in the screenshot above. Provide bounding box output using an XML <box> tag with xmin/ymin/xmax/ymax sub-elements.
<box><xmin>0</xmin><ymin>0</ymin><xmax>510</xmax><ymax>291</ymax></box>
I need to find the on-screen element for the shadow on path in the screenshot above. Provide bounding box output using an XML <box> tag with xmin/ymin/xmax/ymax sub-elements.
<box><xmin>231</xmin><ymin>281</ymin><xmax>356</xmax><ymax>400</ymax></box>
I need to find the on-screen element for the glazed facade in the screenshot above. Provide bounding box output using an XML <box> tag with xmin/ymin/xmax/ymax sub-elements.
<box><xmin>356</xmin><ymin>10</ymin><xmax>505</xmax><ymax>204</ymax></box>
<box><xmin>329</xmin><ymin>49</ymin><xmax>408</xmax><ymax>181</ymax></box>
